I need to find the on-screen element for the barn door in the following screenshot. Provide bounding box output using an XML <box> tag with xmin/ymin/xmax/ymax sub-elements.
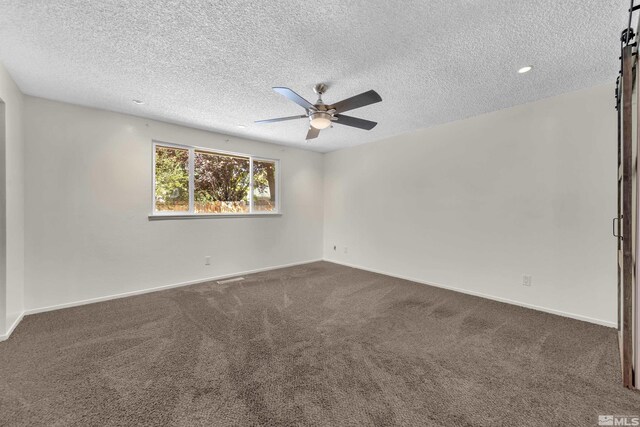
<box><xmin>617</xmin><ymin>41</ymin><xmax>637</xmax><ymax>389</ymax></box>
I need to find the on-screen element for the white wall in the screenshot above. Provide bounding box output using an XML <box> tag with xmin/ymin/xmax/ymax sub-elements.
<box><xmin>324</xmin><ymin>83</ymin><xmax>617</xmax><ymax>326</ymax></box>
<box><xmin>0</xmin><ymin>63</ymin><xmax>24</xmax><ymax>338</ymax></box>
<box><xmin>24</xmin><ymin>97</ymin><xmax>324</xmax><ymax>311</ymax></box>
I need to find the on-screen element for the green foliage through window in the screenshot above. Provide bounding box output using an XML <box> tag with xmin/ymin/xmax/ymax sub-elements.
<box><xmin>154</xmin><ymin>146</ymin><xmax>189</xmax><ymax>212</ymax></box>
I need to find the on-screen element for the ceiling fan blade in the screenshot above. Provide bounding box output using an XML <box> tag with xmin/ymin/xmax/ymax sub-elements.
<box><xmin>333</xmin><ymin>114</ymin><xmax>377</xmax><ymax>130</ymax></box>
<box><xmin>255</xmin><ymin>115</ymin><xmax>307</xmax><ymax>124</ymax></box>
<box><xmin>273</xmin><ymin>87</ymin><xmax>316</xmax><ymax>111</ymax></box>
<box><xmin>329</xmin><ymin>90</ymin><xmax>382</xmax><ymax>113</ymax></box>
<box><xmin>306</xmin><ymin>126</ymin><xmax>320</xmax><ymax>140</ymax></box>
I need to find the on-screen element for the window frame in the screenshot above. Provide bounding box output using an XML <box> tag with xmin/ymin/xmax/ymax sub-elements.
<box><xmin>150</xmin><ymin>140</ymin><xmax>281</xmax><ymax>219</ymax></box>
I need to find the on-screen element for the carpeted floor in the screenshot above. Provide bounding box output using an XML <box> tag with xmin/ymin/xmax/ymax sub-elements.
<box><xmin>0</xmin><ymin>261</ymin><xmax>639</xmax><ymax>426</ymax></box>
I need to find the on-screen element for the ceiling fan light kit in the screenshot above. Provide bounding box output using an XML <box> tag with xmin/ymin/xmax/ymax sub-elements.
<box><xmin>310</xmin><ymin>112</ymin><xmax>332</xmax><ymax>129</ymax></box>
<box><xmin>255</xmin><ymin>83</ymin><xmax>382</xmax><ymax>140</ymax></box>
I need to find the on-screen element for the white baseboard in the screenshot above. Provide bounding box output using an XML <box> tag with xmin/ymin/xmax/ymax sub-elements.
<box><xmin>0</xmin><ymin>259</ymin><xmax>321</xmax><ymax>339</ymax></box>
<box><xmin>0</xmin><ymin>312</ymin><xmax>25</xmax><ymax>342</ymax></box>
<box><xmin>323</xmin><ymin>258</ymin><xmax>617</xmax><ymax>329</ymax></box>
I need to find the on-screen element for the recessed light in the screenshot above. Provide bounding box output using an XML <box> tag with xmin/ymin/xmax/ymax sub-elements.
<box><xmin>518</xmin><ymin>66</ymin><xmax>533</xmax><ymax>74</ymax></box>
<box><xmin>237</xmin><ymin>124</ymin><xmax>246</xmax><ymax>129</ymax></box>
<box><xmin>132</xmin><ymin>99</ymin><xmax>144</xmax><ymax>105</ymax></box>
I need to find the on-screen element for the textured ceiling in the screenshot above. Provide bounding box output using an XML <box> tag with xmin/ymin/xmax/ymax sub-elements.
<box><xmin>0</xmin><ymin>0</ymin><xmax>630</xmax><ymax>152</ymax></box>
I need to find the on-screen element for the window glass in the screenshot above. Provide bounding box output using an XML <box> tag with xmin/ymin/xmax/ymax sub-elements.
<box><xmin>154</xmin><ymin>146</ymin><xmax>189</xmax><ymax>212</ymax></box>
<box><xmin>253</xmin><ymin>160</ymin><xmax>277</xmax><ymax>212</ymax></box>
<box><xmin>194</xmin><ymin>150</ymin><xmax>250</xmax><ymax>213</ymax></box>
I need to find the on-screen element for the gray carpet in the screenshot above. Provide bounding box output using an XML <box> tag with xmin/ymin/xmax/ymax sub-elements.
<box><xmin>0</xmin><ymin>261</ymin><xmax>638</xmax><ymax>426</ymax></box>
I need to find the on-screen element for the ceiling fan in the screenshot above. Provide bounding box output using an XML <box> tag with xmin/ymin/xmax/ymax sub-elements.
<box><xmin>255</xmin><ymin>84</ymin><xmax>382</xmax><ymax>140</ymax></box>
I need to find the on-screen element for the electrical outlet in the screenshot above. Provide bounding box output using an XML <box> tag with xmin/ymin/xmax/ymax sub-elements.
<box><xmin>344</xmin><ymin>247</ymin><xmax>348</xmax><ymax>254</ymax></box>
<box><xmin>205</xmin><ymin>256</ymin><xmax>211</xmax><ymax>266</ymax></box>
<box><xmin>522</xmin><ymin>275</ymin><xmax>532</xmax><ymax>287</ymax></box>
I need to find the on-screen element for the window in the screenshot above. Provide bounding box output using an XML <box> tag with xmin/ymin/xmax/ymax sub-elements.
<box><xmin>252</xmin><ymin>159</ymin><xmax>277</xmax><ymax>213</ymax></box>
<box><xmin>153</xmin><ymin>142</ymin><xmax>279</xmax><ymax>216</ymax></box>
<box><xmin>194</xmin><ymin>150</ymin><xmax>250</xmax><ymax>214</ymax></box>
<box><xmin>154</xmin><ymin>145</ymin><xmax>189</xmax><ymax>212</ymax></box>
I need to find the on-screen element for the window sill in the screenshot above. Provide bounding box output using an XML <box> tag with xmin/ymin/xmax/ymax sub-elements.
<box><xmin>148</xmin><ymin>213</ymin><xmax>282</xmax><ymax>220</ymax></box>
